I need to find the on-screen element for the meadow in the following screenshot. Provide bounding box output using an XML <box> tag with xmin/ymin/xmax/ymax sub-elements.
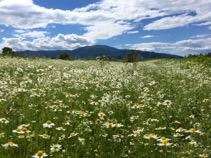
<box><xmin>0</xmin><ymin>57</ymin><xmax>210</xmax><ymax>158</ymax></box>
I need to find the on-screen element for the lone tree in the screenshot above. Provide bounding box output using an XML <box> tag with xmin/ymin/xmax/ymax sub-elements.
<box><xmin>2</xmin><ymin>47</ymin><xmax>14</xmax><ymax>57</ymax></box>
<box><xmin>59</xmin><ymin>52</ymin><xmax>70</xmax><ymax>60</ymax></box>
<box><xmin>126</xmin><ymin>50</ymin><xmax>139</xmax><ymax>62</ymax></box>
<box><xmin>96</xmin><ymin>55</ymin><xmax>112</xmax><ymax>68</ymax></box>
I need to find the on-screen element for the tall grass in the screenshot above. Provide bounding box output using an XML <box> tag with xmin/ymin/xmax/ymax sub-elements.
<box><xmin>0</xmin><ymin>57</ymin><xmax>210</xmax><ymax>158</ymax></box>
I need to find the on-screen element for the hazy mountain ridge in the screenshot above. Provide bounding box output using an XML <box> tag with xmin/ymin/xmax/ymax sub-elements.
<box><xmin>16</xmin><ymin>45</ymin><xmax>181</xmax><ymax>59</ymax></box>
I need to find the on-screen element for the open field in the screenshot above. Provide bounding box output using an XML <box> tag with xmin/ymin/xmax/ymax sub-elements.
<box><xmin>0</xmin><ymin>57</ymin><xmax>210</xmax><ymax>158</ymax></box>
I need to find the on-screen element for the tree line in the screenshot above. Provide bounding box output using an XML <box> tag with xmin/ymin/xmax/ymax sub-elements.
<box><xmin>1</xmin><ymin>47</ymin><xmax>140</xmax><ymax>62</ymax></box>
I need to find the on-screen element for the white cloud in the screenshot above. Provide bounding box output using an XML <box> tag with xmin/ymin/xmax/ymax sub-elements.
<box><xmin>195</xmin><ymin>21</ymin><xmax>211</xmax><ymax>26</ymax></box>
<box><xmin>83</xmin><ymin>21</ymin><xmax>133</xmax><ymax>41</ymax></box>
<box><xmin>129</xmin><ymin>37</ymin><xmax>211</xmax><ymax>56</ymax></box>
<box><xmin>142</xmin><ymin>35</ymin><xmax>154</xmax><ymax>39</ymax></box>
<box><xmin>0</xmin><ymin>0</ymin><xmax>211</xmax><ymax>52</ymax></box>
<box><xmin>144</xmin><ymin>14</ymin><xmax>197</xmax><ymax>30</ymax></box>
<box><xmin>0</xmin><ymin>29</ymin><xmax>4</xmax><ymax>32</ymax></box>
<box><xmin>191</xmin><ymin>34</ymin><xmax>211</xmax><ymax>39</ymax></box>
<box><xmin>0</xmin><ymin>34</ymin><xmax>92</xmax><ymax>51</ymax></box>
<box><xmin>15</xmin><ymin>30</ymin><xmax>26</xmax><ymax>34</ymax></box>
<box><xmin>14</xmin><ymin>30</ymin><xmax>48</xmax><ymax>38</ymax></box>
<box><xmin>127</xmin><ymin>30</ymin><xmax>139</xmax><ymax>34</ymax></box>
<box><xmin>1</xmin><ymin>0</ymin><xmax>210</xmax><ymax>32</ymax></box>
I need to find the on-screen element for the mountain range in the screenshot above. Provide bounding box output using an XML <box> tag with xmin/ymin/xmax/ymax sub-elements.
<box><xmin>16</xmin><ymin>45</ymin><xmax>181</xmax><ymax>60</ymax></box>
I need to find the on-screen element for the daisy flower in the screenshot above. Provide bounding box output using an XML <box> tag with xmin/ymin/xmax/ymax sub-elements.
<box><xmin>0</xmin><ymin>118</ymin><xmax>9</xmax><ymax>124</ymax></box>
<box><xmin>2</xmin><ymin>141</ymin><xmax>18</xmax><ymax>149</ymax></box>
<box><xmin>43</xmin><ymin>120</ymin><xmax>55</xmax><ymax>128</ymax></box>
<box><xmin>98</xmin><ymin>112</ymin><xmax>106</xmax><ymax>120</ymax></box>
<box><xmin>186</xmin><ymin>128</ymin><xmax>201</xmax><ymax>134</ymax></box>
<box><xmin>68</xmin><ymin>132</ymin><xmax>78</xmax><ymax>139</ymax></box>
<box><xmin>157</xmin><ymin>137</ymin><xmax>172</xmax><ymax>146</ymax></box>
<box><xmin>13</xmin><ymin>124</ymin><xmax>31</xmax><ymax>134</ymax></box>
<box><xmin>78</xmin><ymin>137</ymin><xmax>85</xmax><ymax>145</ymax></box>
<box><xmin>39</xmin><ymin>133</ymin><xmax>50</xmax><ymax>139</ymax></box>
<box><xmin>50</xmin><ymin>144</ymin><xmax>62</xmax><ymax>153</ymax></box>
<box><xmin>32</xmin><ymin>150</ymin><xmax>48</xmax><ymax>158</ymax></box>
<box><xmin>144</xmin><ymin>133</ymin><xmax>158</xmax><ymax>140</ymax></box>
<box><xmin>56</xmin><ymin>126</ymin><xmax>66</xmax><ymax>131</ymax></box>
<box><xmin>104</xmin><ymin>122</ymin><xmax>115</xmax><ymax>128</ymax></box>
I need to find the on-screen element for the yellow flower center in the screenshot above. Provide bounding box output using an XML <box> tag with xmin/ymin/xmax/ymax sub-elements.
<box><xmin>98</xmin><ymin>112</ymin><xmax>106</xmax><ymax>117</ymax></box>
<box><xmin>46</xmin><ymin>121</ymin><xmax>52</xmax><ymax>124</ymax></box>
<box><xmin>69</xmin><ymin>132</ymin><xmax>77</xmax><ymax>138</ymax></box>
<box><xmin>189</xmin><ymin>128</ymin><xmax>196</xmax><ymax>133</ymax></box>
<box><xmin>161</xmin><ymin>137</ymin><xmax>168</xmax><ymax>144</ymax></box>
<box><xmin>148</xmin><ymin>133</ymin><xmax>154</xmax><ymax>139</ymax></box>
<box><xmin>7</xmin><ymin>141</ymin><xmax>14</xmax><ymax>145</ymax></box>
<box><xmin>17</xmin><ymin>128</ymin><xmax>22</xmax><ymax>132</ymax></box>
<box><xmin>107</xmin><ymin>123</ymin><xmax>113</xmax><ymax>128</ymax></box>
<box><xmin>95</xmin><ymin>119</ymin><xmax>101</xmax><ymax>124</ymax></box>
<box><xmin>21</xmin><ymin>127</ymin><xmax>28</xmax><ymax>132</ymax></box>
<box><xmin>37</xmin><ymin>150</ymin><xmax>44</xmax><ymax>156</ymax></box>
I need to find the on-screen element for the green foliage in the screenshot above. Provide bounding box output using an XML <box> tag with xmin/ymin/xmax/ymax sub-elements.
<box><xmin>184</xmin><ymin>55</ymin><xmax>211</xmax><ymax>67</ymax></box>
<box><xmin>59</xmin><ymin>52</ymin><xmax>70</xmax><ymax>60</ymax></box>
<box><xmin>126</xmin><ymin>50</ymin><xmax>139</xmax><ymax>63</ymax></box>
<box><xmin>96</xmin><ymin>55</ymin><xmax>111</xmax><ymax>61</ymax></box>
<box><xmin>96</xmin><ymin>55</ymin><xmax>111</xmax><ymax>68</ymax></box>
<box><xmin>2</xmin><ymin>47</ymin><xmax>15</xmax><ymax>57</ymax></box>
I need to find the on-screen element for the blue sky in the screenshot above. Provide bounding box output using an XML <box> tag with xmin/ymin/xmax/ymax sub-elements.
<box><xmin>0</xmin><ymin>0</ymin><xmax>211</xmax><ymax>56</ymax></box>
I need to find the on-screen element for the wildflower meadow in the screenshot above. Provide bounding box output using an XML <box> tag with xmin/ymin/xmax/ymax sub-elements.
<box><xmin>0</xmin><ymin>57</ymin><xmax>210</xmax><ymax>158</ymax></box>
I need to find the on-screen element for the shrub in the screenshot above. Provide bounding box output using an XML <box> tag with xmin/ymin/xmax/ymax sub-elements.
<box><xmin>96</xmin><ymin>55</ymin><xmax>111</xmax><ymax>68</ymax></box>
<box><xmin>126</xmin><ymin>50</ymin><xmax>139</xmax><ymax>63</ymax></box>
<box><xmin>59</xmin><ymin>52</ymin><xmax>70</xmax><ymax>60</ymax></box>
<box><xmin>2</xmin><ymin>47</ymin><xmax>15</xmax><ymax>57</ymax></box>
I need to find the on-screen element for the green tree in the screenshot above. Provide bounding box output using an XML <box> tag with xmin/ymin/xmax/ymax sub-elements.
<box><xmin>96</xmin><ymin>55</ymin><xmax>111</xmax><ymax>68</ymax></box>
<box><xmin>59</xmin><ymin>52</ymin><xmax>70</xmax><ymax>60</ymax></box>
<box><xmin>126</xmin><ymin>50</ymin><xmax>139</xmax><ymax>63</ymax></box>
<box><xmin>2</xmin><ymin>47</ymin><xmax>14</xmax><ymax>57</ymax></box>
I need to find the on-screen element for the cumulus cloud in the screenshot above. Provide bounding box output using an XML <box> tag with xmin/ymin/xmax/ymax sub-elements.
<box><xmin>0</xmin><ymin>34</ymin><xmax>92</xmax><ymax>51</ymax></box>
<box><xmin>129</xmin><ymin>37</ymin><xmax>211</xmax><ymax>56</ymax></box>
<box><xmin>1</xmin><ymin>0</ymin><xmax>210</xmax><ymax>32</ymax></box>
<box><xmin>83</xmin><ymin>21</ymin><xmax>133</xmax><ymax>40</ymax></box>
<box><xmin>14</xmin><ymin>30</ymin><xmax>48</xmax><ymax>38</ymax></box>
<box><xmin>0</xmin><ymin>0</ymin><xmax>211</xmax><ymax>52</ymax></box>
<box><xmin>144</xmin><ymin>14</ymin><xmax>197</xmax><ymax>30</ymax></box>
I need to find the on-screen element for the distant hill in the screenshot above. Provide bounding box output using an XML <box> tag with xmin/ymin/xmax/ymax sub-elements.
<box><xmin>15</xmin><ymin>45</ymin><xmax>181</xmax><ymax>60</ymax></box>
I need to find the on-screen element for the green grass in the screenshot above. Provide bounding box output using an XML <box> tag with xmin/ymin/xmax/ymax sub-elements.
<box><xmin>0</xmin><ymin>57</ymin><xmax>210</xmax><ymax>158</ymax></box>
<box><xmin>183</xmin><ymin>56</ymin><xmax>211</xmax><ymax>67</ymax></box>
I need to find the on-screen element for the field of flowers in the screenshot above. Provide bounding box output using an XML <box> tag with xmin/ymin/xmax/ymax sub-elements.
<box><xmin>0</xmin><ymin>57</ymin><xmax>210</xmax><ymax>158</ymax></box>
